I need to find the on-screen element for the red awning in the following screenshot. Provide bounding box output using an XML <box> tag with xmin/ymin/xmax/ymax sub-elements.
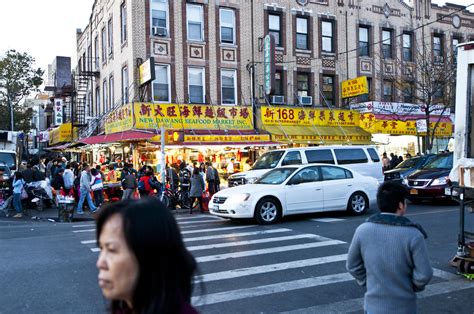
<box><xmin>79</xmin><ymin>130</ymin><xmax>157</xmax><ymax>145</ymax></box>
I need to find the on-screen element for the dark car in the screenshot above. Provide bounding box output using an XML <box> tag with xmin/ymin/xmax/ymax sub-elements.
<box><xmin>404</xmin><ymin>152</ymin><xmax>453</xmax><ymax>203</ymax></box>
<box><xmin>384</xmin><ymin>154</ymin><xmax>436</xmax><ymax>183</ymax></box>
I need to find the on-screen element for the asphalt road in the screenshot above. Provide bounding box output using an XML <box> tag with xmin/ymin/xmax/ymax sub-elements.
<box><xmin>1</xmin><ymin>202</ymin><xmax>473</xmax><ymax>314</ymax></box>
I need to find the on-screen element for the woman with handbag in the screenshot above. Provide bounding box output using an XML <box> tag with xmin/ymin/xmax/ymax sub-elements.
<box><xmin>189</xmin><ymin>167</ymin><xmax>205</xmax><ymax>214</ymax></box>
<box><xmin>12</xmin><ymin>172</ymin><xmax>25</xmax><ymax>218</ymax></box>
<box><xmin>91</xmin><ymin>168</ymin><xmax>104</xmax><ymax>208</ymax></box>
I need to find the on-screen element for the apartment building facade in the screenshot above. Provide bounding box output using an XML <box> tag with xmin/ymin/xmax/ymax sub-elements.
<box><xmin>75</xmin><ymin>0</ymin><xmax>474</xmax><ymax>129</ymax></box>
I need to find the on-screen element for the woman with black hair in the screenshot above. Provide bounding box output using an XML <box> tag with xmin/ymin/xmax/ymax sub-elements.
<box><xmin>96</xmin><ymin>198</ymin><xmax>198</xmax><ymax>313</ymax></box>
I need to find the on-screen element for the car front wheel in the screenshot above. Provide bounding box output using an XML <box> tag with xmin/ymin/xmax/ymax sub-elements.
<box><xmin>347</xmin><ymin>192</ymin><xmax>368</xmax><ymax>215</ymax></box>
<box><xmin>255</xmin><ymin>197</ymin><xmax>281</xmax><ymax>225</ymax></box>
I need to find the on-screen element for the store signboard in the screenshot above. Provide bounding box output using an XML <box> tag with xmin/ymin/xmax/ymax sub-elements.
<box><xmin>138</xmin><ymin>58</ymin><xmax>155</xmax><ymax>86</ymax></box>
<box><xmin>39</xmin><ymin>131</ymin><xmax>49</xmax><ymax>142</ymax></box>
<box><xmin>49</xmin><ymin>123</ymin><xmax>77</xmax><ymax>145</ymax></box>
<box><xmin>261</xmin><ymin>106</ymin><xmax>359</xmax><ymax>127</ymax></box>
<box><xmin>263</xmin><ymin>34</ymin><xmax>275</xmax><ymax>95</ymax></box>
<box><xmin>54</xmin><ymin>98</ymin><xmax>64</xmax><ymax>126</ymax></box>
<box><xmin>359</xmin><ymin>113</ymin><xmax>452</xmax><ymax>136</ymax></box>
<box><xmin>272</xmin><ymin>134</ymin><xmax>371</xmax><ymax>143</ymax></box>
<box><xmin>350</xmin><ymin>101</ymin><xmax>450</xmax><ymax>116</ymax></box>
<box><xmin>105</xmin><ymin>104</ymin><xmax>134</xmax><ymax>134</ymax></box>
<box><xmin>184</xmin><ymin>134</ymin><xmax>271</xmax><ymax>143</ymax></box>
<box><xmin>134</xmin><ymin>103</ymin><xmax>253</xmax><ymax>130</ymax></box>
<box><xmin>341</xmin><ymin>76</ymin><xmax>368</xmax><ymax>99</ymax></box>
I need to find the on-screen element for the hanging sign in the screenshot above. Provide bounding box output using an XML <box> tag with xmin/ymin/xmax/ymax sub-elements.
<box><xmin>261</xmin><ymin>106</ymin><xmax>359</xmax><ymax>127</ymax></box>
<box><xmin>105</xmin><ymin>104</ymin><xmax>134</xmax><ymax>134</ymax></box>
<box><xmin>263</xmin><ymin>34</ymin><xmax>275</xmax><ymax>95</ymax></box>
<box><xmin>54</xmin><ymin>98</ymin><xmax>64</xmax><ymax>126</ymax></box>
<box><xmin>138</xmin><ymin>57</ymin><xmax>155</xmax><ymax>86</ymax></box>
<box><xmin>341</xmin><ymin>76</ymin><xmax>368</xmax><ymax>99</ymax></box>
<box><xmin>359</xmin><ymin>114</ymin><xmax>452</xmax><ymax>136</ymax></box>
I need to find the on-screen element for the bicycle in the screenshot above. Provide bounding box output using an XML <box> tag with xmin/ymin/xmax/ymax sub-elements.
<box><xmin>160</xmin><ymin>184</ymin><xmax>191</xmax><ymax>209</ymax></box>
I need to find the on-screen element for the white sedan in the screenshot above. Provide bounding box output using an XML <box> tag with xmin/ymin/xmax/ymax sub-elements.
<box><xmin>210</xmin><ymin>164</ymin><xmax>379</xmax><ymax>224</ymax></box>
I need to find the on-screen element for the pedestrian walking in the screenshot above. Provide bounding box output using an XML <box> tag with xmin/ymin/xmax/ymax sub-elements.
<box><xmin>12</xmin><ymin>172</ymin><xmax>25</xmax><ymax>218</ymax></box>
<box><xmin>346</xmin><ymin>181</ymin><xmax>433</xmax><ymax>314</ymax></box>
<box><xmin>205</xmin><ymin>162</ymin><xmax>216</xmax><ymax>195</ymax></box>
<box><xmin>121</xmin><ymin>169</ymin><xmax>137</xmax><ymax>200</ymax></box>
<box><xmin>382</xmin><ymin>152</ymin><xmax>390</xmax><ymax>172</ymax></box>
<box><xmin>91</xmin><ymin>168</ymin><xmax>104</xmax><ymax>207</ymax></box>
<box><xmin>138</xmin><ymin>170</ymin><xmax>153</xmax><ymax>198</ymax></box>
<box><xmin>189</xmin><ymin>167</ymin><xmax>205</xmax><ymax>214</ymax></box>
<box><xmin>390</xmin><ymin>153</ymin><xmax>399</xmax><ymax>169</ymax></box>
<box><xmin>63</xmin><ymin>164</ymin><xmax>75</xmax><ymax>194</ymax></box>
<box><xmin>76</xmin><ymin>163</ymin><xmax>98</xmax><ymax>215</ymax></box>
<box><xmin>96</xmin><ymin>198</ymin><xmax>198</xmax><ymax>314</ymax></box>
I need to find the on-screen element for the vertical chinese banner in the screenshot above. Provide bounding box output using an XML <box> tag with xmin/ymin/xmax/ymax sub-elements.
<box><xmin>54</xmin><ymin>98</ymin><xmax>64</xmax><ymax>126</ymax></box>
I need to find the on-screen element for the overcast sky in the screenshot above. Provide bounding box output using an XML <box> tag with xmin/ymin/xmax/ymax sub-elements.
<box><xmin>0</xmin><ymin>0</ymin><xmax>471</xmax><ymax>76</ymax></box>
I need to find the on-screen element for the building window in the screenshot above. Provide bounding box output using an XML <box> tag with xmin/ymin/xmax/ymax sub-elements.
<box><xmin>274</xmin><ymin>70</ymin><xmax>284</xmax><ymax>96</ymax></box>
<box><xmin>268</xmin><ymin>14</ymin><xmax>281</xmax><ymax>47</ymax></box>
<box><xmin>220</xmin><ymin>8</ymin><xmax>235</xmax><ymax>44</ymax></box>
<box><xmin>188</xmin><ymin>67</ymin><xmax>205</xmax><ymax>103</ymax></box>
<box><xmin>109</xmin><ymin>76</ymin><xmax>114</xmax><ymax>109</ymax></box>
<box><xmin>94</xmin><ymin>36</ymin><xmax>99</xmax><ymax>69</ymax></box>
<box><xmin>221</xmin><ymin>69</ymin><xmax>237</xmax><ymax>105</ymax></box>
<box><xmin>297</xmin><ymin>73</ymin><xmax>310</xmax><ymax>97</ymax></box>
<box><xmin>403</xmin><ymin>33</ymin><xmax>412</xmax><ymax>62</ymax></box>
<box><xmin>383</xmin><ymin>81</ymin><xmax>393</xmax><ymax>102</ymax></box>
<box><xmin>359</xmin><ymin>26</ymin><xmax>370</xmax><ymax>57</ymax></box>
<box><xmin>108</xmin><ymin>18</ymin><xmax>113</xmax><ymax>58</ymax></box>
<box><xmin>321</xmin><ymin>20</ymin><xmax>334</xmax><ymax>53</ymax></box>
<box><xmin>382</xmin><ymin>29</ymin><xmax>393</xmax><ymax>59</ymax></box>
<box><xmin>187</xmin><ymin>4</ymin><xmax>204</xmax><ymax>41</ymax></box>
<box><xmin>433</xmin><ymin>35</ymin><xmax>443</xmax><ymax>63</ymax></box>
<box><xmin>151</xmin><ymin>0</ymin><xmax>168</xmax><ymax>37</ymax></box>
<box><xmin>96</xmin><ymin>87</ymin><xmax>100</xmax><ymax>115</ymax></box>
<box><xmin>322</xmin><ymin>75</ymin><xmax>335</xmax><ymax>107</ymax></box>
<box><xmin>296</xmin><ymin>17</ymin><xmax>308</xmax><ymax>50</ymax></box>
<box><xmin>121</xmin><ymin>66</ymin><xmax>129</xmax><ymax>104</ymax></box>
<box><xmin>359</xmin><ymin>78</ymin><xmax>372</xmax><ymax>102</ymax></box>
<box><xmin>103</xmin><ymin>80</ymin><xmax>108</xmax><ymax>112</ymax></box>
<box><xmin>120</xmin><ymin>3</ymin><xmax>127</xmax><ymax>43</ymax></box>
<box><xmin>153</xmin><ymin>64</ymin><xmax>170</xmax><ymax>103</ymax></box>
<box><xmin>453</xmin><ymin>37</ymin><xmax>460</xmax><ymax>62</ymax></box>
<box><xmin>434</xmin><ymin>81</ymin><xmax>444</xmax><ymax>99</ymax></box>
<box><xmin>101</xmin><ymin>27</ymin><xmax>107</xmax><ymax>64</ymax></box>
<box><xmin>403</xmin><ymin>82</ymin><xmax>414</xmax><ymax>103</ymax></box>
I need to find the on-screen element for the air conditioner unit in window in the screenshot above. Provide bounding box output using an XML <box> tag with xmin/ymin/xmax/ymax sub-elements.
<box><xmin>152</xmin><ymin>26</ymin><xmax>168</xmax><ymax>37</ymax></box>
<box><xmin>298</xmin><ymin>96</ymin><xmax>313</xmax><ymax>106</ymax></box>
<box><xmin>434</xmin><ymin>55</ymin><xmax>444</xmax><ymax>63</ymax></box>
<box><xmin>271</xmin><ymin>95</ymin><xmax>285</xmax><ymax>104</ymax></box>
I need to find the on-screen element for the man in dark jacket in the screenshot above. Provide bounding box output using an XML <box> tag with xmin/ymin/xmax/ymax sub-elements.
<box><xmin>21</xmin><ymin>164</ymin><xmax>35</xmax><ymax>183</ymax></box>
<box><xmin>122</xmin><ymin>171</ymin><xmax>137</xmax><ymax>200</ymax></box>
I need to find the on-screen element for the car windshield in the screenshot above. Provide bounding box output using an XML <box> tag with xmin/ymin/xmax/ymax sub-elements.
<box><xmin>0</xmin><ymin>152</ymin><xmax>15</xmax><ymax>170</ymax></box>
<box><xmin>252</xmin><ymin>151</ymin><xmax>285</xmax><ymax>170</ymax></box>
<box><xmin>423</xmin><ymin>154</ymin><xmax>453</xmax><ymax>170</ymax></box>
<box><xmin>396</xmin><ymin>157</ymin><xmax>424</xmax><ymax>169</ymax></box>
<box><xmin>255</xmin><ymin>168</ymin><xmax>297</xmax><ymax>184</ymax></box>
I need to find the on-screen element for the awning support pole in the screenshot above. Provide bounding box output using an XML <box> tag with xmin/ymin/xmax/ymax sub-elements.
<box><xmin>160</xmin><ymin>125</ymin><xmax>166</xmax><ymax>197</ymax></box>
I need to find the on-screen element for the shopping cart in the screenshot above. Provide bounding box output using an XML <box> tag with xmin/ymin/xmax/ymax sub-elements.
<box><xmin>57</xmin><ymin>194</ymin><xmax>76</xmax><ymax>222</ymax></box>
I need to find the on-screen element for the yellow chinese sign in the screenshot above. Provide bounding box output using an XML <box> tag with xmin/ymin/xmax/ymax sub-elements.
<box><xmin>184</xmin><ymin>134</ymin><xmax>271</xmax><ymax>143</ymax></box>
<box><xmin>359</xmin><ymin>114</ymin><xmax>452</xmax><ymax>137</ymax></box>
<box><xmin>261</xmin><ymin>106</ymin><xmax>359</xmax><ymax>127</ymax></box>
<box><xmin>134</xmin><ymin>103</ymin><xmax>253</xmax><ymax>130</ymax></box>
<box><xmin>272</xmin><ymin>134</ymin><xmax>371</xmax><ymax>143</ymax></box>
<box><xmin>105</xmin><ymin>104</ymin><xmax>134</xmax><ymax>134</ymax></box>
<box><xmin>341</xmin><ymin>76</ymin><xmax>368</xmax><ymax>99</ymax></box>
<box><xmin>49</xmin><ymin>123</ymin><xmax>78</xmax><ymax>146</ymax></box>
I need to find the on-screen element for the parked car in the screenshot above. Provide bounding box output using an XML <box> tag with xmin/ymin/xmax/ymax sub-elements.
<box><xmin>210</xmin><ymin>164</ymin><xmax>378</xmax><ymax>224</ymax></box>
<box><xmin>384</xmin><ymin>154</ymin><xmax>436</xmax><ymax>183</ymax></box>
<box><xmin>404</xmin><ymin>152</ymin><xmax>453</xmax><ymax>203</ymax></box>
<box><xmin>228</xmin><ymin>146</ymin><xmax>384</xmax><ymax>187</ymax></box>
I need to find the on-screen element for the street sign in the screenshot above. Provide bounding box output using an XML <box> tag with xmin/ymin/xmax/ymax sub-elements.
<box><xmin>263</xmin><ymin>34</ymin><xmax>275</xmax><ymax>95</ymax></box>
<box><xmin>54</xmin><ymin>98</ymin><xmax>63</xmax><ymax>126</ymax></box>
<box><xmin>416</xmin><ymin>119</ymin><xmax>428</xmax><ymax>133</ymax></box>
<box><xmin>341</xmin><ymin>76</ymin><xmax>368</xmax><ymax>99</ymax></box>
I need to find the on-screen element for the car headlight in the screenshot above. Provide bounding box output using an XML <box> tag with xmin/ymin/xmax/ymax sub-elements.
<box><xmin>402</xmin><ymin>178</ymin><xmax>408</xmax><ymax>186</ymax></box>
<box><xmin>431</xmin><ymin>177</ymin><xmax>448</xmax><ymax>186</ymax></box>
<box><xmin>246</xmin><ymin>177</ymin><xmax>258</xmax><ymax>184</ymax></box>
<box><xmin>227</xmin><ymin>193</ymin><xmax>251</xmax><ymax>203</ymax></box>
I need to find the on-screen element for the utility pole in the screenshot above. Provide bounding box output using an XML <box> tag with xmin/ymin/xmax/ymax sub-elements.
<box><xmin>7</xmin><ymin>94</ymin><xmax>14</xmax><ymax>131</ymax></box>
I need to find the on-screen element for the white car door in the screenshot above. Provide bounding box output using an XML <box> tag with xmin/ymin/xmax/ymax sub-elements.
<box><xmin>285</xmin><ymin>166</ymin><xmax>324</xmax><ymax>213</ymax></box>
<box><xmin>320</xmin><ymin>166</ymin><xmax>355</xmax><ymax>211</ymax></box>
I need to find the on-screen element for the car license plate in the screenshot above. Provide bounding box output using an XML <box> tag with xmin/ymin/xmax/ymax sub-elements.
<box><xmin>213</xmin><ymin>205</ymin><xmax>219</xmax><ymax>211</ymax></box>
<box><xmin>410</xmin><ymin>189</ymin><xmax>418</xmax><ymax>195</ymax></box>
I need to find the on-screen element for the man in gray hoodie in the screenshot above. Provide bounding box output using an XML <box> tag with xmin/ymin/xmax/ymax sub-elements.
<box><xmin>347</xmin><ymin>181</ymin><xmax>433</xmax><ymax>314</ymax></box>
<box><xmin>76</xmin><ymin>163</ymin><xmax>97</xmax><ymax>214</ymax></box>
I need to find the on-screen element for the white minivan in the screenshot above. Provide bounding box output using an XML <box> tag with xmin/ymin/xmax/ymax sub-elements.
<box><xmin>228</xmin><ymin>146</ymin><xmax>384</xmax><ymax>186</ymax></box>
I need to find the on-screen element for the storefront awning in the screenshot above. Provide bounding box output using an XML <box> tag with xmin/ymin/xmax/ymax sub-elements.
<box><xmin>263</xmin><ymin>125</ymin><xmax>372</xmax><ymax>145</ymax></box>
<box><xmin>78</xmin><ymin>130</ymin><xmax>157</xmax><ymax>145</ymax></box>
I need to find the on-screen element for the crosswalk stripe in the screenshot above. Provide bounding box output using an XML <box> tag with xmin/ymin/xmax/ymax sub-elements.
<box><xmin>183</xmin><ymin>228</ymin><xmax>291</xmax><ymax>242</ymax></box>
<box><xmin>187</xmin><ymin>234</ymin><xmax>334</xmax><ymax>251</ymax></box>
<box><xmin>178</xmin><ymin>219</ymin><xmax>222</xmax><ymax>225</ymax></box>
<box><xmin>198</xmin><ymin>254</ymin><xmax>348</xmax><ymax>283</ymax></box>
<box><xmin>175</xmin><ymin>215</ymin><xmax>220</xmax><ymax>221</ymax></box>
<box><xmin>282</xmin><ymin>278</ymin><xmax>474</xmax><ymax>313</ymax></box>
<box><xmin>73</xmin><ymin>229</ymin><xmax>95</xmax><ymax>233</ymax></box>
<box><xmin>72</xmin><ymin>224</ymin><xmax>96</xmax><ymax>228</ymax></box>
<box><xmin>181</xmin><ymin>225</ymin><xmax>254</xmax><ymax>235</ymax></box>
<box><xmin>311</xmin><ymin>218</ymin><xmax>345</xmax><ymax>223</ymax></box>
<box><xmin>81</xmin><ymin>240</ymin><xmax>96</xmax><ymax>244</ymax></box>
<box><xmin>195</xmin><ymin>240</ymin><xmax>345</xmax><ymax>263</ymax></box>
<box><xmin>91</xmin><ymin>248</ymin><xmax>100</xmax><ymax>252</ymax></box>
<box><xmin>192</xmin><ymin>272</ymin><xmax>354</xmax><ymax>306</ymax></box>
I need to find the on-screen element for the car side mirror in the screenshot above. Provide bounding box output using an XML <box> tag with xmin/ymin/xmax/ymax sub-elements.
<box><xmin>289</xmin><ymin>178</ymin><xmax>301</xmax><ymax>185</ymax></box>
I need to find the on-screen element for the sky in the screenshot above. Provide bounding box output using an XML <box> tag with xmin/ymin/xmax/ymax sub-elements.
<box><xmin>0</xmin><ymin>0</ymin><xmax>471</xmax><ymax>78</ymax></box>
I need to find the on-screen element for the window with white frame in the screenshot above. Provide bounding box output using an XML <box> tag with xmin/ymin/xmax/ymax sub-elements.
<box><xmin>296</xmin><ymin>17</ymin><xmax>308</xmax><ymax>50</ymax></box>
<box><xmin>268</xmin><ymin>14</ymin><xmax>281</xmax><ymax>47</ymax></box>
<box><xmin>402</xmin><ymin>33</ymin><xmax>412</xmax><ymax>62</ymax></box>
<box><xmin>109</xmin><ymin>76</ymin><xmax>114</xmax><ymax>109</ymax></box>
<box><xmin>153</xmin><ymin>64</ymin><xmax>171</xmax><ymax>103</ymax></box>
<box><xmin>187</xmin><ymin>4</ymin><xmax>204</xmax><ymax>41</ymax></box>
<box><xmin>108</xmin><ymin>18</ymin><xmax>113</xmax><ymax>57</ymax></box>
<box><xmin>321</xmin><ymin>20</ymin><xmax>334</xmax><ymax>53</ymax></box>
<box><xmin>121</xmin><ymin>3</ymin><xmax>127</xmax><ymax>43</ymax></box>
<box><xmin>382</xmin><ymin>29</ymin><xmax>393</xmax><ymax>59</ymax></box>
<box><xmin>221</xmin><ymin>69</ymin><xmax>237</xmax><ymax>105</ymax></box>
<box><xmin>95</xmin><ymin>86</ymin><xmax>101</xmax><ymax>115</ymax></box>
<box><xmin>151</xmin><ymin>0</ymin><xmax>168</xmax><ymax>37</ymax></box>
<box><xmin>188</xmin><ymin>67</ymin><xmax>205</xmax><ymax>103</ymax></box>
<box><xmin>101</xmin><ymin>27</ymin><xmax>107</xmax><ymax>64</ymax></box>
<box><xmin>122</xmin><ymin>66</ymin><xmax>129</xmax><ymax>104</ymax></box>
<box><xmin>359</xmin><ymin>26</ymin><xmax>370</xmax><ymax>57</ymax></box>
<box><xmin>220</xmin><ymin>8</ymin><xmax>235</xmax><ymax>44</ymax></box>
<box><xmin>94</xmin><ymin>36</ymin><xmax>99</xmax><ymax>69</ymax></box>
<box><xmin>103</xmin><ymin>80</ymin><xmax>108</xmax><ymax>112</ymax></box>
